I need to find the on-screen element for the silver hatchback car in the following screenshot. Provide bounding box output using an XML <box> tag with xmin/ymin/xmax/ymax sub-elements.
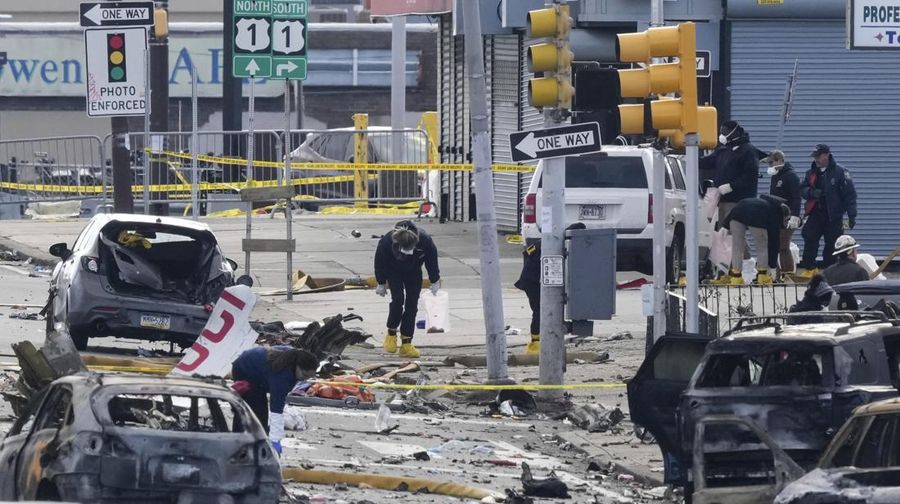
<box><xmin>47</xmin><ymin>214</ymin><xmax>236</xmax><ymax>350</ymax></box>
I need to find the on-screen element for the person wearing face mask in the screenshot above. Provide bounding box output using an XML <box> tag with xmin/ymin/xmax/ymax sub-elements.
<box><xmin>700</xmin><ymin>120</ymin><xmax>766</xmax><ymax>264</ymax></box>
<box><xmin>374</xmin><ymin>220</ymin><xmax>441</xmax><ymax>358</ymax></box>
<box><xmin>231</xmin><ymin>346</ymin><xmax>320</xmax><ymax>457</ymax></box>
<box><xmin>766</xmin><ymin>150</ymin><xmax>802</xmax><ymax>279</ymax></box>
<box><xmin>797</xmin><ymin>144</ymin><xmax>858</xmax><ymax>276</ymax></box>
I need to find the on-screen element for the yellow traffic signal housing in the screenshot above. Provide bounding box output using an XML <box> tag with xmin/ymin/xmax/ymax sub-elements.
<box><xmin>526</xmin><ymin>5</ymin><xmax>574</xmax><ymax>110</ymax></box>
<box><xmin>154</xmin><ymin>8</ymin><xmax>168</xmax><ymax>39</ymax></box>
<box><xmin>659</xmin><ymin>106</ymin><xmax>718</xmax><ymax>149</ymax></box>
<box><xmin>615</xmin><ymin>22</ymin><xmax>698</xmax><ymax>134</ymax></box>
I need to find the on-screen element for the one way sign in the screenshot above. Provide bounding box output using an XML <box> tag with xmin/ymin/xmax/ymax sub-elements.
<box><xmin>509</xmin><ymin>122</ymin><xmax>602</xmax><ymax>162</ymax></box>
<box><xmin>80</xmin><ymin>2</ymin><xmax>154</xmax><ymax>27</ymax></box>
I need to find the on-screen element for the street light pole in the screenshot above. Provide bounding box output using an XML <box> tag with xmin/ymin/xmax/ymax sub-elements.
<box><xmin>461</xmin><ymin>0</ymin><xmax>509</xmax><ymax>383</ymax></box>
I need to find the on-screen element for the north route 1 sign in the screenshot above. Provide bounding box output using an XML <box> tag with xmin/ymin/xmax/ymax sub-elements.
<box><xmin>83</xmin><ymin>27</ymin><xmax>147</xmax><ymax>117</ymax></box>
<box><xmin>233</xmin><ymin>0</ymin><xmax>308</xmax><ymax>79</ymax></box>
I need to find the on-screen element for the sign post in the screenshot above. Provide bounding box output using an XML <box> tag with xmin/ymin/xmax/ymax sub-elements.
<box><xmin>233</xmin><ymin>0</ymin><xmax>308</xmax><ymax>299</ymax></box>
<box><xmin>84</xmin><ymin>27</ymin><xmax>148</xmax><ymax>117</ymax></box>
<box><xmin>232</xmin><ymin>0</ymin><xmax>308</xmax><ymax>79</ymax></box>
<box><xmin>80</xmin><ymin>1</ymin><xmax>154</xmax><ymax>27</ymax></box>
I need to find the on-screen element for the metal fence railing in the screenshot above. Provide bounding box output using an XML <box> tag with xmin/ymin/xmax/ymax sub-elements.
<box><xmin>659</xmin><ymin>283</ymin><xmax>806</xmax><ymax>339</ymax></box>
<box><xmin>0</xmin><ymin>128</ymin><xmax>449</xmax><ymax>219</ymax></box>
<box><xmin>0</xmin><ymin>136</ymin><xmax>106</xmax><ymax>217</ymax></box>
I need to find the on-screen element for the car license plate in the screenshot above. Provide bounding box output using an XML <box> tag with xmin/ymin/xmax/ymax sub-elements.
<box><xmin>579</xmin><ymin>204</ymin><xmax>605</xmax><ymax>220</ymax></box>
<box><xmin>140</xmin><ymin>314</ymin><xmax>171</xmax><ymax>330</ymax></box>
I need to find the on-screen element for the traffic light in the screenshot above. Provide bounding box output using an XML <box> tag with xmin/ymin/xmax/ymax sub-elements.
<box><xmin>154</xmin><ymin>8</ymin><xmax>169</xmax><ymax>39</ymax></box>
<box><xmin>107</xmin><ymin>33</ymin><xmax>127</xmax><ymax>83</ymax></box>
<box><xmin>659</xmin><ymin>106</ymin><xmax>718</xmax><ymax>149</ymax></box>
<box><xmin>526</xmin><ymin>5</ymin><xmax>574</xmax><ymax>110</ymax></box>
<box><xmin>615</xmin><ymin>22</ymin><xmax>702</xmax><ymax>138</ymax></box>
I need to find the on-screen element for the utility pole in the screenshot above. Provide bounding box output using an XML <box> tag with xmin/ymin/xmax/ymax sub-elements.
<box><xmin>526</xmin><ymin>2</ymin><xmax>574</xmax><ymax>402</ymax></box>
<box><xmin>110</xmin><ymin>116</ymin><xmax>134</xmax><ymax>213</ymax></box>
<box><xmin>650</xmin><ymin>0</ymin><xmax>667</xmax><ymax>340</ymax></box>
<box><xmin>149</xmin><ymin>0</ymin><xmax>169</xmax><ymax>216</ymax></box>
<box><xmin>461</xmin><ymin>0</ymin><xmax>509</xmax><ymax>383</ymax></box>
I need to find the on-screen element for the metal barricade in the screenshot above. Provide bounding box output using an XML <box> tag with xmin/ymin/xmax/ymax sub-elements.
<box><xmin>0</xmin><ymin>136</ymin><xmax>106</xmax><ymax>218</ymax></box>
<box><xmin>102</xmin><ymin>130</ymin><xmax>283</xmax><ymax>215</ymax></box>
<box><xmin>665</xmin><ymin>283</ymin><xmax>805</xmax><ymax>336</ymax></box>
<box><xmin>282</xmin><ymin>127</ymin><xmax>433</xmax><ymax>208</ymax></box>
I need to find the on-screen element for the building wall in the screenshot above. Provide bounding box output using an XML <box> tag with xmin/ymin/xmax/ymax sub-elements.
<box><xmin>0</xmin><ymin>23</ymin><xmax>437</xmax><ymax>138</ymax></box>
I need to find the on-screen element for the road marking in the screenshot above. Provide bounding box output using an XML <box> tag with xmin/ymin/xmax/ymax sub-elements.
<box><xmin>357</xmin><ymin>440</ymin><xmax>430</xmax><ymax>458</ymax></box>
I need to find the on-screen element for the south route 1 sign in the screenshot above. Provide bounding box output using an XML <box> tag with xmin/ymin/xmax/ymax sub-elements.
<box><xmin>509</xmin><ymin>122</ymin><xmax>602</xmax><ymax>162</ymax></box>
<box><xmin>84</xmin><ymin>27</ymin><xmax>147</xmax><ymax>117</ymax></box>
<box><xmin>233</xmin><ymin>0</ymin><xmax>308</xmax><ymax>79</ymax></box>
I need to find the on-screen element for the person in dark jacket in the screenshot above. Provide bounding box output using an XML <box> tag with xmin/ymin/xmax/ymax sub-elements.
<box><xmin>374</xmin><ymin>220</ymin><xmax>440</xmax><ymax>358</ymax></box>
<box><xmin>798</xmin><ymin>144</ymin><xmax>858</xmax><ymax>274</ymax></box>
<box><xmin>716</xmin><ymin>195</ymin><xmax>790</xmax><ymax>285</ymax></box>
<box><xmin>822</xmin><ymin>234</ymin><xmax>869</xmax><ymax>287</ymax></box>
<box><xmin>231</xmin><ymin>346</ymin><xmax>319</xmax><ymax>456</ymax></box>
<box><xmin>700</xmin><ymin>120</ymin><xmax>766</xmax><ymax>262</ymax></box>
<box><xmin>767</xmin><ymin>150</ymin><xmax>802</xmax><ymax>278</ymax></box>
<box><xmin>514</xmin><ymin>240</ymin><xmax>542</xmax><ymax>355</ymax></box>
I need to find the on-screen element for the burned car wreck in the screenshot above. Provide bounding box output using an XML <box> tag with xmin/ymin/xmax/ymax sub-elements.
<box><xmin>629</xmin><ymin>313</ymin><xmax>900</xmax><ymax>503</ymax></box>
<box><xmin>0</xmin><ymin>373</ymin><xmax>281</xmax><ymax>503</ymax></box>
<box><xmin>776</xmin><ymin>397</ymin><xmax>900</xmax><ymax>504</ymax></box>
<box><xmin>47</xmin><ymin>214</ymin><xmax>236</xmax><ymax>349</ymax></box>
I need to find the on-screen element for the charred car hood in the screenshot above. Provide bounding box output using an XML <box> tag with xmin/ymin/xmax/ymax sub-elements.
<box><xmin>776</xmin><ymin>467</ymin><xmax>900</xmax><ymax>504</ymax></box>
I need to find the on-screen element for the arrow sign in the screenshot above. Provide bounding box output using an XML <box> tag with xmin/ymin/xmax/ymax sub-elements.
<box><xmin>80</xmin><ymin>2</ymin><xmax>154</xmax><ymax>27</ymax></box>
<box><xmin>245</xmin><ymin>59</ymin><xmax>261</xmax><ymax>75</ymax></box>
<box><xmin>275</xmin><ymin>61</ymin><xmax>298</xmax><ymax>76</ymax></box>
<box><xmin>509</xmin><ymin>122</ymin><xmax>602</xmax><ymax>162</ymax></box>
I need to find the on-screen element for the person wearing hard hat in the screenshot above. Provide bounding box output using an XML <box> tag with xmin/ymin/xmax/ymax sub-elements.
<box><xmin>821</xmin><ymin>235</ymin><xmax>869</xmax><ymax>287</ymax></box>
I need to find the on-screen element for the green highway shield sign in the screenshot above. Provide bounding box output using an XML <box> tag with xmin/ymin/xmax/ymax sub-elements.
<box><xmin>232</xmin><ymin>0</ymin><xmax>307</xmax><ymax>79</ymax></box>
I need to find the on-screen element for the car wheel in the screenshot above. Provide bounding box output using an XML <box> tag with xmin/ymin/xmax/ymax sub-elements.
<box><xmin>69</xmin><ymin>327</ymin><xmax>90</xmax><ymax>351</ymax></box>
<box><xmin>666</xmin><ymin>233</ymin><xmax>685</xmax><ymax>284</ymax></box>
<box><xmin>35</xmin><ymin>480</ymin><xmax>62</xmax><ymax>501</ymax></box>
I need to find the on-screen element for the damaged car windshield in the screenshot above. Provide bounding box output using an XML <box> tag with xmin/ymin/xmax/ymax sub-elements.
<box><xmin>697</xmin><ymin>349</ymin><xmax>828</xmax><ymax>388</ymax></box>
<box><xmin>105</xmin><ymin>393</ymin><xmax>247</xmax><ymax>433</ymax></box>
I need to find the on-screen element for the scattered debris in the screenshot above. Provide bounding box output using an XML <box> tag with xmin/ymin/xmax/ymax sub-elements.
<box><xmin>566</xmin><ymin>404</ymin><xmax>625</xmax><ymax>433</ymax></box>
<box><xmin>520</xmin><ymin>462</ymin><xmax>570</xmax><ymax>498</ymax></box>
<box><xmin>604</xmin><ymin>331</ymin><xmax>633</xmax><ymax>342</ymax></box>
<box><xmin>412</xmin><ymin>451</ymin><xmax>430</xmax><ymax>461</ymax></box>
<box><xmin>8</xmin><ymin>311</ymin><xmax>40</xmax><ymax>320</ymax></box>
<box><xmin>350</xmin><ymin>229</ymin><xmax>362</xmax><ymax>238</ymax></box>
<box><xmin>445</xmin><ymin>351</ymin><xmax>609</xmax><ymax>368</ymax></box>
<box><xmin>374</xmin><ymin>404</ymin><xmax>398</xmax><ymax>434</ymax></box>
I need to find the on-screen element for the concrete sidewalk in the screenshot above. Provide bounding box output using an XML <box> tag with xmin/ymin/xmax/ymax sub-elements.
<box><xmin>0</xmin><ymin>213</ymin><xmax>650</xmax><ymax>348</ymax></box>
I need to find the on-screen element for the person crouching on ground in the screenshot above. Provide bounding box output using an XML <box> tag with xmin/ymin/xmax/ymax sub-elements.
<box><xmin>374</xmin><ymin>220</ymin><xmax>440</xmax><ymax>358</ymax></box>
<box><xmin>716</xmin><ymin>195</ymin><xmax>790</xmax><ymax>285</ymax></box>
<box><xmin>231</xmin><ymin>346</ymin><xmax>319</xmax><ymax>457</ymax></box>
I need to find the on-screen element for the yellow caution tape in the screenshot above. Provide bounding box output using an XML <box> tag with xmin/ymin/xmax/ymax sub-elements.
<box><xmin>506</xmin><ymin>234</ymin><xmax>524</xmax><ymax>245</ymax></box>
<box><xmin>151</xmin><ymin>148</ymin><xmax>533</xmax><ymax>173</ymax></box>
<box><xmin>308</xmin><ymin>380</ymin><xmax>625</xmax><ymax>391</ymax></box>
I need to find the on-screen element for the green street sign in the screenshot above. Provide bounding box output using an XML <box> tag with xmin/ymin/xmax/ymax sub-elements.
<box><xmin>232</xmin><ymin>0</ymin><xmax>307</xmax><ymax>79</ymax></box>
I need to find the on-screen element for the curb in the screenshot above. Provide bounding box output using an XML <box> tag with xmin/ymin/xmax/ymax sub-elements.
<box><xmin>0</xmin><ymin>235</ymin><xmax>57</xmax><ymax>269</ymax></box>
<box><xmin>556</xmin><ymin>430</ymin><xmax>664</xmax><ymax>487</ymax></box>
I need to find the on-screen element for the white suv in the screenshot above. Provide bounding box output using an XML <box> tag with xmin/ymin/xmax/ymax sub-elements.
<box><xmin>521</xmin><ymin>146</ymin><xmax>710</xmax><ymax>282</ymax></box>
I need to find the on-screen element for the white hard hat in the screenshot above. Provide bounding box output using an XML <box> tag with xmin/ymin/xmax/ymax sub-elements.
<box><xmin>833</xmin><ymin>235</ymin><xmax>860</xmax><ymax>256</ymax></box>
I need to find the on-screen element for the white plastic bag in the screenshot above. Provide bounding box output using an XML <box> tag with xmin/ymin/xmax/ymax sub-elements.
<box><xmin>789</xmin><ymin>242</ymin><xmax>800</xmax><ymax>268</ymax></box>
<box><xmin>703</xmin><ymin>187</ymin><xmax>721</xmax><ymax>223</ymax></box>
<box><xmin>856</xmin><ymin>253</ymin><xmax>886</xmax><ymax>280</ymax></box>
<box><xmin>283</xmin><ymin>406</ymin><xmax>308</xmax><ymax>431</ymax></box>
<box><xmin>741</xmin><ymin>258</ymin><xmax>757</xmax><ymax>284</ymax></box>
<box><xmin>422</xmin><ymin>290</ymin><xmax>450</xmax><ymax>333</ymax></box>
<box><xmin>709</xmin><ymin>228</ymin><xmax>732</xmax><ymax>272</ymax></box>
